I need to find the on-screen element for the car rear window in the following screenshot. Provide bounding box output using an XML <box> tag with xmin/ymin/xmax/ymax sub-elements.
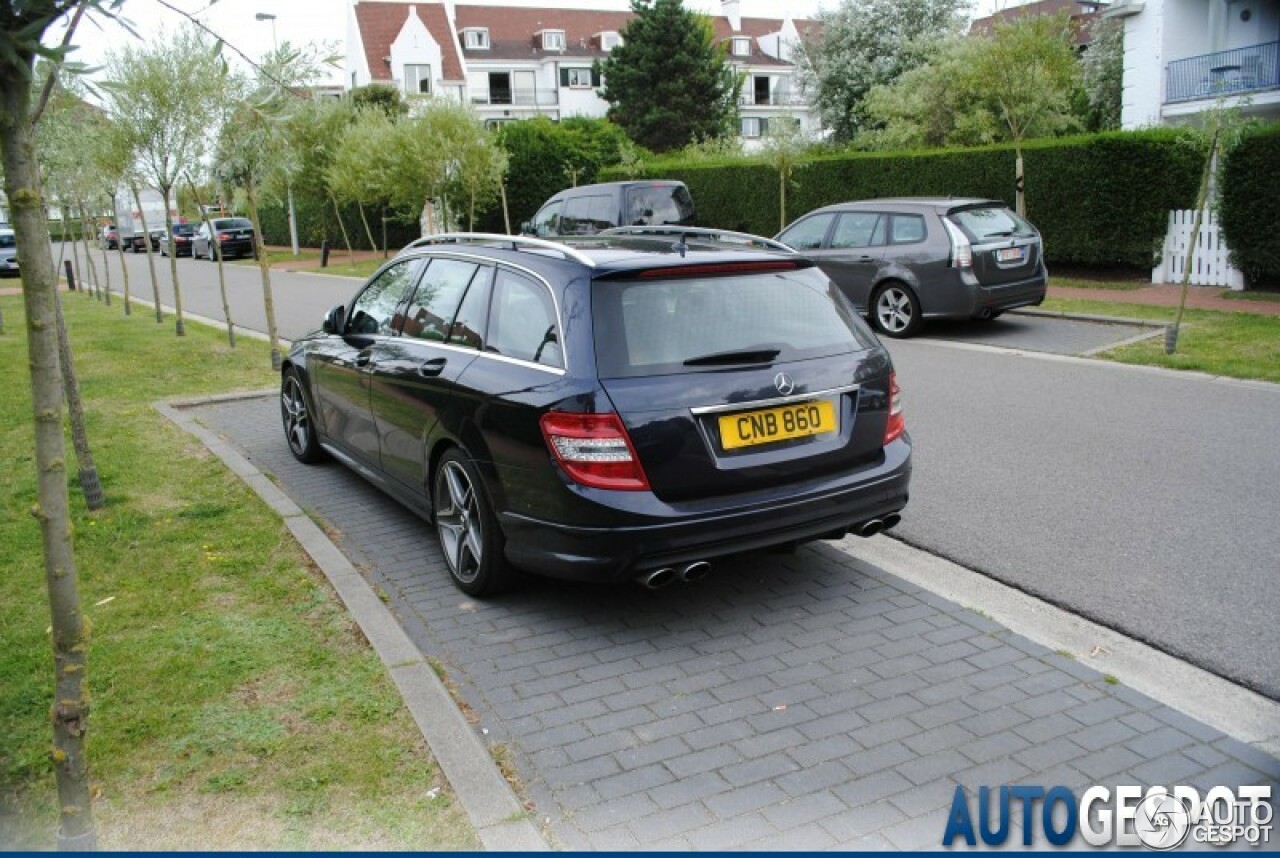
<box><xmin>591</xmin><ymin>267</ymin><xmax>877</xmax><ymax>378</ymax></box>
<box><xmin>625</xmin><ymin>185</ymin><xmax>695</xmax><ymax>227</ymax></box>
<box><xmin>948</xmin><ymin>206</ymin><xmax>1036</xmax><ymax>240</ymax></box>
<box><xmin>214</xmin><ymin>218</ymin><xmax>253</xmax><ymax>230</ymax></box>
<box><xmin>0</xmin><ymin>233</ymin><xmax>14</xmax><ymax>249</ymax></box>
<box><xmin>173</xmin><ymin>224</ymin><xmax>196</xmax><ymax>235</ymax></box>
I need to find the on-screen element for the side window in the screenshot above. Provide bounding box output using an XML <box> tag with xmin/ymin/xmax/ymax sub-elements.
<box><xmin>487</xmin><ymin>270</ymin><xmax>562</xmax><ymax>368</ymax></box>
<box><xmin>347</xmin><ymin>258</ymin><xmax>426</xmax><ymax>336</ymax></box>
<box><xmin>561</xmin><ymin>194</ymin><xmax>613</xmax><ymax>235</ymax></box>
<box><xmin>830</xmin><ymin>213</ymin><xmax>885</xmax><ymax>249</ymax></box>
<box><xmin>777</xmin><ymin>213</ymin><xmax>835</xmax><ymax>251</ymax></box>
<box><xmin>890</xmin><ymin>214</ymin><xmax>927</xmax><ymax>245</ymax></box>
<box><xmin>401</xmin><ymin>258</ymin><xmax>481</xmax><ymax>342</ymax></box>
<box><xmin>446</xmin><ymin>266</ymin><xmax>493</xmax><ymax>350</ymax></box>
<box><xmin>532</xmin><ymin>201</ymin><xmax>562</xmax><ymax>237</ymax></box>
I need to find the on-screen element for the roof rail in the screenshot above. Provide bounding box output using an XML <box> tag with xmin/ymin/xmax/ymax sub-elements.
<box><xmin>599</xmin><ymin>226</ymin><xmax>797</xmax><ymax>255</ymax></box>
<box><xmin>400</xmin><ymin>232</ymin><xmax>597</xmax><ymax>267</ymax></box>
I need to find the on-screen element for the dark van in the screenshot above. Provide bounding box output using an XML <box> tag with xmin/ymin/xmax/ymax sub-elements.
<box><xmin>525</xmin><ymin>180</ymin><xmax>695</xmax><ymax>238</ymax></box>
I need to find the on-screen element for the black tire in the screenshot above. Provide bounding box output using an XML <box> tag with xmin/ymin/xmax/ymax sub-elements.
<box><xmin>433</xmin><ymin>448</ymin><xmax>519</xmax><ymax>597</ymax></box>
<box><xmin>208</xmin><ymin>243</ymin><xmax>216</xmax><ymax>262</ymax></box>
<box><xmin>280</xmin><ymin>368</ymin><xmax>327</xmax><ymax>464</ymax></box>
<box><xmin>870</xmin><ymin>282</ymin><xmax>923</xmax><ymax>339</ymax></box>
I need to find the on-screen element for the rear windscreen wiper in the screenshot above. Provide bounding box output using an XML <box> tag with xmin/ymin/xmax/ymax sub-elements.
<box><xmin>683</xmin><ymin>347</ymin><xmax>781</xmax><ymax>366</ymax></box>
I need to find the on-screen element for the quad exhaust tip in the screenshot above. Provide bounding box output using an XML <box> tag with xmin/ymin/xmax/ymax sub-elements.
<box><xmin>856</xmin><ymin>519</ymin><xmax>884</xmax><ymax>538</ymax></box>
<box><xmin>680</xmin><ymin>561</ymin><xmax>711</xmax><ymax>583</ymax></box>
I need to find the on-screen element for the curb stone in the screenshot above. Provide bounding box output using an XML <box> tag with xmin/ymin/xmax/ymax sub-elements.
<box><xmin>155</xmin><ymin>395</ymin><xmax>549</xmax><ymax>852</ymax></box>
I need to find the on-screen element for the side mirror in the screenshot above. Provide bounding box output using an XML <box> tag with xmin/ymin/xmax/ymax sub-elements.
<box><xmin>322</xmin><ymin>304</ymin><xmax>345</xmax><ymax>335</ymax></box>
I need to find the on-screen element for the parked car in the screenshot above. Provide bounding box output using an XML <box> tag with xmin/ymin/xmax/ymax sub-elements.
<box><xmin>0</xmin><ymin>227</ymin><xmax>18</xmax><ymax>277</ymax></box>
<box><xmin>280</xmin><ymin>231</ymin><xmax>911</xmax><ymax>596</ymax></box>
<box><xmin>193</xmin><ymin>217</ymin><xmax>257</xmax><ymax>260</ymax></box>
<box><xmin>158</xmin><ymin>222</ymin><xmax>198</xmax><ymax>257</ymax></box>
<box><xmin>776</xmin><ymin>198</ymin><xmax>1047</xmax><ymax>338</ymax></box>
<box><xmin>99</xmin><ymin>224</ymin><xmax>120</xmax><ymax>250</ymax></box>
<box><xmin>524</xmin><ymin>180</ymin><xmax>696</xmax><ymax>238</ymax></box>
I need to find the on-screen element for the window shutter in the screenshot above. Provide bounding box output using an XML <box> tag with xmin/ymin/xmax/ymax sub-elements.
<box><xmin>560</xmin><ymin>67</ymin><xmax>570</xmax><ymax>87</ymax></box>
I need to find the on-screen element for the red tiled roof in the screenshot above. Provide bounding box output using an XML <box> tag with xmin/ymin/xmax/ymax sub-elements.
<box><xmin>969</xmin><ymin>0</ymin><xmax>1101</xmax><ymax>46</ymax></box>
<box><xmin>353</xmin><ymin>2</ymin><xmax>465</xmax><ymax>82</ymax></box>
<box><xmin>353</xmin><ymin>2</ymin><xmax>812</xmax><ymax>74</ymax></box>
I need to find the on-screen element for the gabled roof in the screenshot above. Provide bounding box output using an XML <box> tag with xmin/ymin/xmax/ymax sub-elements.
<box><xmin>352</xmin><ymin>1</ymin><xmax>815</xmax><ymax>73</ymax></box>
<box><xmin>969</xmin><ymin>0</ymin><xmax>1102</xmax><ymax>46</ymax></box>
<box><xmin>354</xmin><ymin>2</ymin><xmax>465</xmax><ymax>81</ymax></box>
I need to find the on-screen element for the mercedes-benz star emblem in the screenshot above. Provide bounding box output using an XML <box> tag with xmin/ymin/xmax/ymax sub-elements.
<box><xmin>774</xmin><ymin>372</ymin><xmax>795</xmax><ymax>396</ymax></box>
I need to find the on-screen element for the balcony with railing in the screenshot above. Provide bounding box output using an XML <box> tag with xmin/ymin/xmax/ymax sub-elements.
<box><xmin>739</xmin><ymin>91</ymin><xmax>809</xmax><ymax>107</ymax></box>
<box><xmin>468</xmin><ymin>88</ymin><xmax>558</xmax><ymax>107</ymax></box>
<box><xmin>1166</xmin><ymin>41</ymin><xmax>1280</xmax><ymax>103</ymax></box>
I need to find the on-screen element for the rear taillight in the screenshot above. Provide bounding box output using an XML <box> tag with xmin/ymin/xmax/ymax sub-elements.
<box><xmin>883</xmin><ymin>373</ymin><xmax>905</xmax><ymax>445</ymax></box>
<box><xmin>218</xmin><ymin>232</ymin><xmax>232</xmax><ymax>241</ymax></box>
<box><xmin>942</xmin><ymin>218</ymin><xmax>972</xmax><ymax>269</ymax></box>
<box><xmin>540</xmin><ymin>411</ymin><xmax>650</xmax><ymax>491</ymax></box>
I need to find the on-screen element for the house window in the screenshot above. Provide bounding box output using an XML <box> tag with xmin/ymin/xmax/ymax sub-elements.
<box><xmin>404</xmin><ymin>64</ymin><xmax>432</xmax><ymax>95</ymax></box>
<box><xmin>541</xmin><ymin>30</ymin><xmax>566</xmax><ymax>51</ymax></box>
<box><xmin>740</xmin><ymin>116</ymin><xmax>767</xmax><ymax>138</ymax></box>
<box><xmin>565</xmin><ymin>67</ymin><xmax>593</xmax><ymax>88</ymax></box>
<box><xmin>599</xmin><ymin>31</ymin><xmax>621</xmax><ymax>50</ymax></box>
<box><xmin>731</xmin><ymin>37</ymin><xmax>751</xmax><ymax>57</ymax></box>
<box><xmin>462</xmin><ymin>28</ymin><xmax>489</xmax><ymax>50</ymax></box>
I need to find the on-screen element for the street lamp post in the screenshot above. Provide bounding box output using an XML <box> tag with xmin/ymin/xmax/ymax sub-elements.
<box><xmin>255</xmin><ymin>11</ymin><xmax>299</xmax><ymax>257</ymax></box>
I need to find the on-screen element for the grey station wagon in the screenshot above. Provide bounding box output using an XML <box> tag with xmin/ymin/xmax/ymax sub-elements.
<box><xmin>777</xmin><ymin>198</ymin><xmax>1047</xmax><ymax>338</ymax></box>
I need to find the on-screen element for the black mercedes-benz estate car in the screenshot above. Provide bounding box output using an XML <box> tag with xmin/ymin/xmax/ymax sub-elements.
<box><xmin>280</xmin><ymin>229</ymin><xmax>911</xmax><ymax>596</ymax></box>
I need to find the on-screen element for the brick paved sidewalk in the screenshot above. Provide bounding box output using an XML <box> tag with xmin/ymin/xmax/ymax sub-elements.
<box><xmin>196</xmin><ymin>395</ymin><xmax>1280</xmax><ymax>850</ymax></box>
<box><xmin>1049</xmin><ymin>283</ymin><xmax>1280</xmax><ymax>316</ymax></box>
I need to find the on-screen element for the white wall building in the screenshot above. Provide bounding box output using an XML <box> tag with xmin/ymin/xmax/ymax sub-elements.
<box><xmin>346</xmin><ymin>0</ymin><xmax>820</xmax><ymax>144</ymax></box>
<box><xmin>1106</xmin><ymin>0</ymin><xmax>1280</xmax><ymax>127</ymax></box>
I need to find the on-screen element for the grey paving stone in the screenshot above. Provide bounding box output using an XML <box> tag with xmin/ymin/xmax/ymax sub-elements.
<box><xmin>845</xmin><ymin>742</ymin><xmax>918</xmax><ymax>778</ymax></box>
<box><xmin>820</xmin><ymin>799</ymin><xmax>909</xmax><ymax>839</ymax></box>
<box><xmin>685</xmin><ymin>812</ymin><xmax>776</xmax><ymax>850</ymax></box>
<box><xmin>887</xmin><ymin>776</ymin><xmax>960</xmax><ymax>818</ymax></box>
<box><xmin>722</xmin><ymin>752</ymin><xmax>801</xmax><ymax>788</ymax></box>
<box><xmin>744</xmin><ymin>823</ymin><xmax>839</xmax><ymax>851</ymax></box>
<box><xmin>1013</xmin><ymin>738</ymin><xmax>1087</xmax><ymax>772</ymax></box>
<box><xmin>959</xmin><ymin>731</ymin><xmax>1032</xmax><ymax>765</ymax></box>
<box><xmin>625</xmin><ymin>800</ymin><xmax>714</xmax><ymax>843</ymax></box>
<box><xmin>898</xmin><ymin>749</ymin><xmax>974</xmax><ymax>785</ymax></box>
<box><xmin>1124</xmin><ymin>725</ymin><xmax>1196</xmax><ymax>759</ymax></box>
<box><xmin>571</xmin><ymin>792</ymin><xmax>660</xmax><ymax>833</ymax></box>
<box><xmin>775</xmin><ymin>760</ymin><xmax>857</xmax><ymax>797</ymax></box>
<box><xmin>705</xmin><ymin>780</ymin><xmax>789</xmax><ymax>820</ymax></box>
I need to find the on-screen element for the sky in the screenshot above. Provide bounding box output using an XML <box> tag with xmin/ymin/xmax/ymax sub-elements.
<box><xmin>55</xmin><ymin>0</ymin><xmax>1006</xmax><ymax>86</ymax></box>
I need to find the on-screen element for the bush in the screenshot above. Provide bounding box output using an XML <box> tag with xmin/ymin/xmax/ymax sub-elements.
<box><xmin>601</xmin><ymin>129</ymin><xmax>1204</xmax><ymax>270</ymax></box>
<box><xmin>257</xmin><ymin>196</ymin><xmax>420</xmax><ymax>252</ymax></box>
<box><xmin>1220</xmin><ymin>123</ymin><xmax>1280</xmax><ymax>287</ymax></box>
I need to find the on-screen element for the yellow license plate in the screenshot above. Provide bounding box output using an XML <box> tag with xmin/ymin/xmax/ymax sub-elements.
<box><xmin>718</xmin><ymin>400</ymin><xmax>837</xmax><ymax>450</ymax></box>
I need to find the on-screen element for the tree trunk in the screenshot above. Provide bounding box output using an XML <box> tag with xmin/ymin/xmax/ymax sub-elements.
<box><xmin>0</xmin><ymin>66</ymin><xmax>98</xmax><ymax>852</ymax></box>
<box><xmin>381</xmin><ymin>207</ymin><xmax>388</xmax><ymax>259</ymax></box>
<box><xmin>779</xmin><ymin>169</ymin><xmax>787</xmax><ymax>233</ymax></box>
<box><xmin>76</xmin><ymin>205</ymin><xmax>101</xmax><ymax>303</ymax></box>
<box><xmin>111</xmin><ymin>193</ymin><xmax>132</xmax><ymax>315</ymax></box>
<box><xmin>1014</xmin><ymin>146</ymin><xmax>1026</xmax><ymax>218</ymax></box>
<box><xmin>186</xmin><ymin>178</ymin><xmax>234</xmax><ymax>347</ymax></box>
<box><xmin>356</xmin><ymin>201</ymin><xmax>377</xmax><ymax>255</ymax></box>
<box><xmin>500</xmin><ymin>183</ymin><xmax>511</xmax><ymax>235</ymax></box>
<box><xmin>96</xmin><ymin>214</ymin><xmax>112</xmax><ymax>307</ymax></box>
<box><xmin>244</xmin><ymin>182</ymin><xmax>282</xmax><ymax>370</ymax></box>
<box><xmin>160</xmin><ymin>185</ymin><xmax>185</xmax><ymax>336</ymax></box>
<box><xmin>328</xmin><ymin>192</ymin><xmax>355</xmax><ymax>265</ymax></box>
<box><xmin>130</xmin><ymin>184</ymin><xmax>163</xmax><ymax>324</ymax></box>
<box><xmin>54</xmin><ymin>294</ymin><xmax>105</xmax><ymax>510</ymax></box>
<box><xmin>1168</xmin><ymin>127</ymin><xmax>1221</xmax><ymax>354</ymax></box>
<box><xmin>63</xmin><ymin>206</ymin><xmax>82</xmax><ymax>294</ymax></box>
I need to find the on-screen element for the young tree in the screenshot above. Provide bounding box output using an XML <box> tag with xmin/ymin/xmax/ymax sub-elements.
<box><xmin>758</xmin><ymin>118</ymin><xmax>810</xmax><ymax>231</ymax></box>
<box><xmin>104</xmin><ymin>26</ymin><xmax>226</xmax><ymax>336</ymax></box>
<box><xmin>796</xmin><ymin>0</ymin><xmax>968</xmax><ymax>143</ymax></box>
<box><xmin>599</xmin><ymin>0</ymin><xmax>739</xmax><ymax>152</ymax></box>
<box><xmin>0</xmin><ymin>0</ymin><xmax>128</xmax><ymax>848</ymax></box>
<box><xmin>1081</xmin><ymin>17</ymin><xmax>1124</xmax><ymax>132</ymax></box>
<box><xmin>327</xmin><ymin>105</ymin><xmax>397</xmax><ymax>248</ymax></box>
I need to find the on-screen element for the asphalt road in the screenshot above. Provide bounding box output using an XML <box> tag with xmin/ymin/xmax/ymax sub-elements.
<box><xmin>71</xmin><ymin>244</ymin><xmax>1280</xmax><ymax>698</ymax></box>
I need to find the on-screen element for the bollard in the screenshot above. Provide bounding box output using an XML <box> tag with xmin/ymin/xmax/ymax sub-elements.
<box><xmin>1164</xmin><ymin>324</ymin><xmax>1179</xmax><ymax>355</ymax></box>
<box><xmin>320</xmin><ymin>240</ymin><xmax>330</xmax><ymax>268</ymax></box>
<box><xmin>64</xmin><ymin>259</ymin><xmax>77</xmax><ymax>292</ymax></box>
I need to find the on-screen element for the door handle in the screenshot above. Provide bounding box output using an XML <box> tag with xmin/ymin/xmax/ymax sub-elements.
<box><xmin>417</xmin><ymin>358</ymin><xmax>447</xmax><ymax>377</ymax></box>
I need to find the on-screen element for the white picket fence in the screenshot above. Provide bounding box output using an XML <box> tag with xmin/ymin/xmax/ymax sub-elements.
<box><xmin>1152</xmin><ymin>209</ymin><xmax>1245</xmax><ymax>290</ymax></box>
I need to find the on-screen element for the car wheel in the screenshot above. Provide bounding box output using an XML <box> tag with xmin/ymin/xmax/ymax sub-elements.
<box><xmin>433</xmin><ymin>448</ymin><xmax>518</xmax><ymax>597</ymax></box>
<box><xmin>281</xmin><ymin>369</ymin><xmax>327</xmax><ymax>464</ymax></box>
<box><xmin>871</xmin><ymin>282</ymin><xmax>922</xmax><ymax>339</ymax></box>
<box><xmin>208</xmin><ymin>244</ymin><xmax>216</xmax><ymax>262</ymax></box>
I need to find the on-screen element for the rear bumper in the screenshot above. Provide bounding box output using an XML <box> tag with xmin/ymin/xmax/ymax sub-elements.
<box><xmin>217</xmin><ymin>240</ymin><xmax>254</xmax><ymax>257</ymax></box>
<box><xmin>969</xmin><ymin>265</ymin><xmax>1047</xmax><ymax>316</ymax></box>
<box><xmin>499</xmin><ymin>438</ymin><xmax>911</xmax><ymax>582</ymax></box>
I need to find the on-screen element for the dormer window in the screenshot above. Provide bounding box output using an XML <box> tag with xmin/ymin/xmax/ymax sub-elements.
<box><xmin>462</xmin><ymin>28</ymin><xmax>489</xmax><ymax>50</ymax></box>
<box><xmin>599</xmin><ymin>31</ymin><xmax>622</xmax><ymax>51</ymax></box>
<box><xmin>731</xmin><ymin>37</ymin><xmax>751</xmax><ymax>57</ymax></box>
<box><xmin>404</xmin><ymin>64</ymin><xmax>431</xmax><ymax>96</ymax></box>
<box><xmin>540</xmin><ymin>29</ymin><xmax>566</xmax><ymax>51</ymax></box>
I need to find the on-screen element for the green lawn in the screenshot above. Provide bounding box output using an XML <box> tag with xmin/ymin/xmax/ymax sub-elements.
<box><xmin>0</xmin><ymin>294</ymin><xmax>476</xmax><ymax>849</ymax></box>
<box><xmin>1041</xmin><ymin>297</ymin><xmax>1280</xmax><ymax>384</ymax></box>
<box><xmin>1048</xmin><ymin>275</ymin><xmax>1148</xmax><ymax>291</ymax></box>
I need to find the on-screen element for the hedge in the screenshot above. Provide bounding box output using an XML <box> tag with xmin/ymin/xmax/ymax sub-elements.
<box><xmin>1220</xmin><ymin>124</ymin><xmax>1280</xmax><ymax>287</ymax></box>
<box><xmin>601</xmin><ymin>129</ymin><xmax>1206</xmax><ymax>270</ymax></box>
<box><xmin>257</xmin><ymin>193</ymin><xmax>420</xmax><ymax>253</ymax></box>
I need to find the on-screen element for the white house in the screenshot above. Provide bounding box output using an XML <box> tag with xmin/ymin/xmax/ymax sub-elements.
<box><xmin>1105</xmin><ymin>0</ymin><xmax>1280</xmax><ymax>127</ymax></box>
<box><xmin>345</xmin><ymin>0</ymin><xmax>820</xmax><ymax>144</ymax></box>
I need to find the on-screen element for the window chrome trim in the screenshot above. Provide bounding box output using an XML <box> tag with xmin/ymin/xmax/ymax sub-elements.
<box><xmin>689</xmin><ymin>383</ymin><xmax>861</xmax><ymax>416</ymax></box>
<box><xmin>396</xmin><ymin>249</ymin><xmax>570</xmax><ymax>374</ymax></box>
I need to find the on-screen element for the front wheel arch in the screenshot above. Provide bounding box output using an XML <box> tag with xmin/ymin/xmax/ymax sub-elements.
<box><xmin>869</xmin><ymin>280</ymin><xmax>923</xmax><ymax>339</ymax></box>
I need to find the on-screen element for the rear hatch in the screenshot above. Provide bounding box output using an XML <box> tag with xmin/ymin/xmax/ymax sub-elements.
<box><xmin>591</xmin><ymin>262</ymin><xmax>894</xmax><ymax>503</ymax></box>
<box><xmin>948</xmin><ymin>204</ymin><xmax>1041</xmax><ymax>287</ymax></box>
<box><xmin>624</xmin><ymin>183</ymin><xmax>696</xmax><ymax>228</ymax></box>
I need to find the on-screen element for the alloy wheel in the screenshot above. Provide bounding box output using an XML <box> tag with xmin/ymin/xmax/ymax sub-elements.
<box><xmin>435</xmin><ymin>461</ymin><xmax>483</xmax><ymax>585</ymax></box>
<box><xmin>876</xmin><ymin>286</ymin><xmax>914</xmax><ymax>334</ymax></box>
<box><xmin>281</xmin><ymin>376</ymin><xmax>310</xmax><ymax>457</ymax></box>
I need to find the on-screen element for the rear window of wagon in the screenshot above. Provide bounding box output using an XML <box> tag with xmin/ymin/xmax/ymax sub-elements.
<box><xmin>591</xmin><ymin>267</ymin><xmax>878</xmax><ymax>378</ymax></box>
